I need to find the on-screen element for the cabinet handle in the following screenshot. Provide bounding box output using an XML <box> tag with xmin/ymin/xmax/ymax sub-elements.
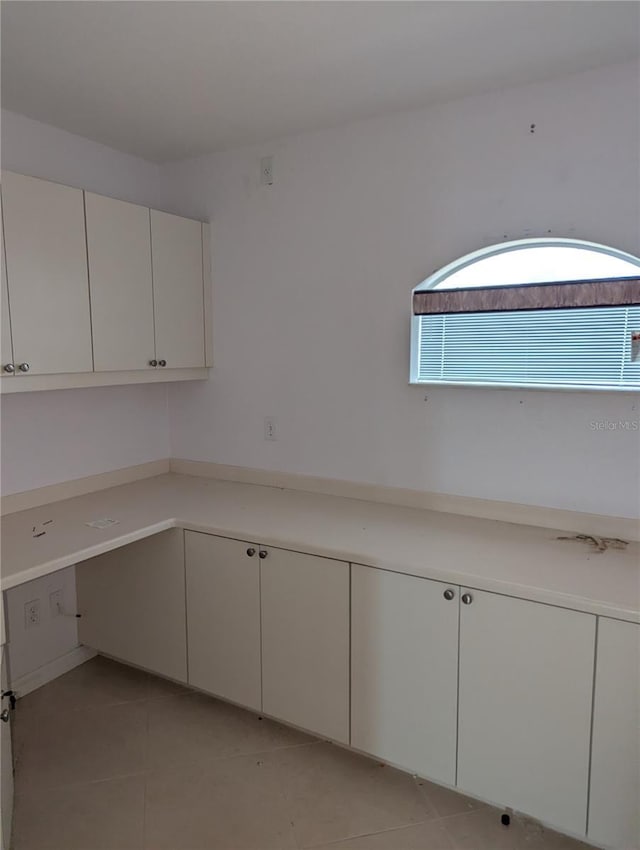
<box><xmin>2</xmin><ymin>690</ymin><xmax>16</xmax><ymax>710</ymax></box>
<box><xmin>159</xmin><ymin>359</ymin><xmax>167</xmax><ymax>367</ymax></box>
<box><xmin>461</xmin><ymin>593</ymin><xmax>473</xmax><ymax>605</ymax></box>
<box><xmin>149</xmin><ymin>359</ymin><xmax>158</xmax><ymax>367</ymax></box>
<box><xmin>443</xmin><ymin>588</ymin><xmax>455</xmax><ymax>601</ymax></box>
<box><xmin>258</xmin><ymin>550</ymin><xmax>268</xmax><ymax>559</ymax></box>
<box><xmin>0</xmin><ymin>709</ymin><xmax>9</xmax><ymax>723</ymax></box>
<box><xmin>18</xmin><ymin>362</ymin><xmax>30</xmax><ymax>373</ymax></box>
<box><xmin>3</xmin><ymin>364</ymin><xmax>15</xmax><ymax>373</ymax></box>
<box><xmin>246</xmin><ymin>547</ymin><xmax>256</xmax><ymax>557</ymax></box>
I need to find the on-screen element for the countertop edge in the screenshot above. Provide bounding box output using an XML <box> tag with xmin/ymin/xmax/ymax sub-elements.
<box><xmin>3</xmin><ymin>508</ymin><xmax>636</xmax><ymax>624</ymax></box>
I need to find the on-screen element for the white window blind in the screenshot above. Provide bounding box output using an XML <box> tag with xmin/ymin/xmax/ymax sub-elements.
<box><xmin>410</xmin><ymin>239</ymin><xmax>640</xmax><ymax>391</ymax></box>
<box><xmin>414</xmin><ymin>306</ymin><xmax>640</xmax><ymax>391</ymax></box>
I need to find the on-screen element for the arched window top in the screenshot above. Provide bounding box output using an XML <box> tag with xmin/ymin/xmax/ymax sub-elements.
<box><xmin>415</xmin><ymin>238</ymin><xmax>640</xmax><ymax>292</ymax></box>
<box><xmin>410</xmin><ymin>238</ymin><xmax>640</xmax><ymax>391</ymax></box>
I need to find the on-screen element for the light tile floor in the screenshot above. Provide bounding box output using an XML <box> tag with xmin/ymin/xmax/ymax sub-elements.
<box><xmin>12</xmin><ymin>657</ymin><xmax>593</xmax><ymax>850</ymax></box>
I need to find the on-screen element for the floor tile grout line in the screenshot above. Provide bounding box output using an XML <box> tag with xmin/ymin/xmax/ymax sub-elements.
<box><xmin>19</xmin><ymin>687</ymin><xmax>193</xmax><ymax>714</ymax></box>
<box><xmin>143</xmin><ymin>684</ymin><xmax>151</xmax><ymax>848</ymax></box>
<box><xmin>15</xmin><ymin>740</ymin><xmax>322</xmax><ymax>800</ymax></box>
<box><xmin>412</xmin><ymin>775</ymin><xmax>441</xmax><ymax>820</ymax></box>
<box><xmin>268</xmin><ymin>754</ymin><xmax>303</xmax><ymax>850</ymax></box>
<box><xmin>142</xmin><ymin>737</ymin><xmax>323</xmax><ymax>776</ymax></box>
<box><xmin>298</xmin><ymin>816</ymin><xmax>444</xmax><ymax>850</ymax></box>
<box><xmin>12</xmin><ymin>768</ymin><xmax>150</xmax><ymax>797</ymax></box>
<box><xmin>142</xmin><ymin>763</ymin><xmax>149</xmax><ymax>850</ymax></box>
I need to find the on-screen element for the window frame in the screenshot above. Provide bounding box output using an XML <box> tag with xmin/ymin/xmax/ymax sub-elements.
<box><xmin>409</xmin><ymin>238</ymin><xmax>640</xmax><ymax>391</ymax></box>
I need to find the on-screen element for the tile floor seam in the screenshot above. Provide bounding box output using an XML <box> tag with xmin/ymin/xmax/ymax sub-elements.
<box><xmin>272</xmin><ymin>757</ymin><xmax>302</xmax><ymax>850</ymax></box>
<box><xmin>432</xmin><ymin>807</ymin><xmax>489</xmax><ymax>822</ymax></box>
<box><xmin>18</xmin><ymin>691</ymin><xmax>191</xmax><ymax>715</ymax></box>
<box><xmin>297</xmin><ymin>815</ymin><xmax>443</xmax><ymax>849</ymax></box>
<box><xmin>143</xmin><ymin>738</ymin><xmax>321</xmax><ymax>778</ymax></box>
<box><xmin>143</xmin><ymin>684</ymin><xmax>151</xmax><ymax>850</ymax></box>
<box><xmin>142</xmin><ymin>769</ymin><xmax>149</xmax><ymax>850</ymax></box>
<box><xmin>439</xmin><ymin>811</ymin><xmax>531</xmax><ymax>850</ymax></box>
<box><xmin>411</xmin><ymin>776</ymin><xmax>440</xmax><ymax>820</ymax></box>
<box><xmin>13</xmin><ymin>768</ymin><xmax>151</xmax><ymax>797</ymax></box>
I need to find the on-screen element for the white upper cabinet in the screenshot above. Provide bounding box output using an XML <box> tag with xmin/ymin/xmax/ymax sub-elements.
<box><xmin>1</xmin><ymin>198</ymin><xmax>13</xmax><ymax>376</ymax></box>
<box><xmin>457</xmin><ymin>589</ymin><xmax>595</xmax><ymax>837</ymax></box>
<box><xmin>351</xmin><ymin>565</ymin><xmax>459</xmax><ymax>786</ymax></box>
<box><xmin>589</xmin><ymin>618</ymin><xmax>640</xmax><ymax>850</ymax></box>
<box><xmin>85</xmin><ymin>193</ymin><xmax>155</xmax><ymax>372</ymax></box>
<box><xmin>1</xmin><ymin>172</ymin><xmax>93</xmax><ymax>375</ymax></box>
<box><xmin>151</xmin><ymin>210</ymin><xmax>205</xmax><ymax>369</ymax></box>
<box><xmin>0</xmin><ymin>172</ymin><xmax>210</xmax><ymax>392</ymax></box>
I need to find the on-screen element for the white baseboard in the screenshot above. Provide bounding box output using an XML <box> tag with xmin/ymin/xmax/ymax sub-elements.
<box><xmin>2</xmin><ymin>456</ymin><xmax>635</xmax><ymax>540</ymax></box>
<box><xmin>1</xmin><ymin>459</ymin><xmax>170</xmax><ymax>516</ymax></box>
<box><xmin>170</xmin><ymin>458</ymin><xmax>639</xmax><ymax>541</ymax></box>
<box><xmin>12</xmin><ymin>645</ymin><xmax>96</xmax><ymax>698</ymax></box>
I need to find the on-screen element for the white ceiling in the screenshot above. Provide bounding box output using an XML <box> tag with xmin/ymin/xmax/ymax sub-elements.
<box><xmin>2</xmin><ymin>1</ymin><xmax>638</xmax><ymax>163</ymax></box>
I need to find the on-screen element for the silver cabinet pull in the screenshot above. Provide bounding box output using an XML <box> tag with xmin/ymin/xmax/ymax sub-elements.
<box><xmin>246</xmin><ymin>547</ymin><xmax>256</xmax><ymax>557</ymax></box>
<box><xmin>443</xmin><ymin>588</ymin><xmax>455</xmax><ymax>601</ymax></box>
<box><xmin>18</xmin><ymin>362</ymin><xmax>30</xmax><ymax>373</ymax></box>
<box><xmin>258</xmin><ymin>550</ymin><xmax>268</xmax><ymax>559</ymax></box>
<box><xmin>3</xmin><ymin>363</ymin><xmax>15</xmax><ymax>373</ymax></box>
<box><xmin>0</xmin><ymin>709</ymin><xmax>9</xmax><ymax>723</ymax></box>
<box><xmin>149</xmin><ymin>359</ymin><xmax>158</xmax><ymax>367</ymax></box>
<box><xmin>158</xmin><ymin>359</ymin><xmax>167</xmax><ymax>367</ymax></box>
<box><xmin>461</xmin><ymin>593</ymin><xmax>473</xmax><ymax>605</ymax></box>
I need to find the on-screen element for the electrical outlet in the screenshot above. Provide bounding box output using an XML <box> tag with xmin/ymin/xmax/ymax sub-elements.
<box><xmin>50</xmin><ymin>589</ymin><xmax>64</xmax><ymax>618</ymax></box>
<box><xmin>264</xmin><ymin>417</ymin><xmax>277</xmax><ymax>441</ymax></box>
<box><xmin>24</xmin><ymin>599</ymin><xmax>41</xmax><ymax>629</ymax></box>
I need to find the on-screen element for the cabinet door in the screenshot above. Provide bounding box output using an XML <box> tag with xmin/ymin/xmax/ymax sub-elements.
<box><xmin>457</xmin><ymin>589</ymin><xmax>594</xmax><ymax>836</ymax></box>
<box><xmin>77</xmin><ymin>529</ymin><xmax>187</xmax><ymax>682</ymax></box>
<box><xmin>1</xmin><ymin>172</ymin><xmax>92</xmax><ymax>374</ymax></box>
<box><xmin>261</xmin><ymin>548</ymin><xmax>349</xmax><ymax>743</ymax></box>
<box><xmin>150</xmin><ymin>210</ymin><xmax>205</xmax><ymax>368</ymax></box>
<box><xmin>85</xmin><ymin>193</ymin><xmax>155</xmax><ymax>371</ymax></box>
<box><xmin>1</xmin><ymin>197</ymin><xmax>13</xmax><ymax>375</ymax></box>
<box><xmin>589</xmin><ymin>618</ymin><xmax>639</xmax><ymax>849</ymax></box>
<box><xmin>185</xmin><ymin>533</ymin><xmax>261</xmax><ymax>711</ymax></box>
<box><xmin>0</xmin><ymin>646</ymin><xmax>13</xmax><ymax>850</ymax></box>
<box><xmin>351</xmin><ymin>565</ymin><xmax>458</xmax><ymax>785</ymax></box>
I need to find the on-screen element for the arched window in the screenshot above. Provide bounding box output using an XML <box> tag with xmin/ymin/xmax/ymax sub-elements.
<box><xmin>410</xmin><ymin>238</ymin><xmax>640</xmax><ymax>391</ymax></box>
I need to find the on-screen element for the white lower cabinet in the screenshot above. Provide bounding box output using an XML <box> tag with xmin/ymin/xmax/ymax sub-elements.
<box><xmin>185</xmin><ymin>533</ymin><xmax>261</xmax><ymax>712</ymax></box>
<box><xmin>73</xmin><ymin>528</ymin><xmax>633</xmax><ymax>848</ymax></box>
<box><xmin>588</xmin><ymin>617</ymin><xmax>640</xmax><ymax>850</ymax></box>
<box><xmin>457</xmin><ymin>588</ymin><xmax>595</xmax><ymax>836</ymax></box>
<box><xmin>351</xmin><ymin>564</ymin><xmax>459</xmax><ymax>785</ymax></box>
<box><xmin>76</xmin><ymin>529</ymin><xmax>187</xmax><ymax>682</ymax></box>
<box><xmin>260</xmin><ymin>547</ymin><xmax>350</xmax><ymax>743</ymax></box>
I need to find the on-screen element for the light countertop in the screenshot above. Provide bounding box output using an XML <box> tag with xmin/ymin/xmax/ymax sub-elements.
<box><xmin>1</xmin><ymin>473</ymin><xmax>638</xmax><ymax>622</ymax></box>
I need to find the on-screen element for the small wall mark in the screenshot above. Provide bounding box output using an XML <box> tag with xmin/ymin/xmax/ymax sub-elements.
<box><xmin>556</xmin><ymin>534</ymin><xmax>629</xmax><ymax>553</ymax></box>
